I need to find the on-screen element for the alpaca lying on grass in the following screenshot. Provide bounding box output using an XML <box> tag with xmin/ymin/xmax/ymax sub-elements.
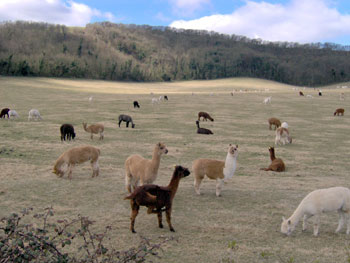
<box><xmin>192</xmin><ymin>144</ymin><xmax>238</xmax><ymax>197</ymax></box>
<box><xmin>260</xmin><ymin>147</ymin><xmax>285</xmax><ymax>172</ymax></box>
<box><xmin>83</xmin><ymin>123</ymin><xmax>104</xmax><ymax>140</ymax></box>
<box><xmin>281</xmin><ymin>187</ymin><xmax>350</xmax><ymax>236</ymax></box>
<box><xmin>124</xmin><ymin>165</ymin><xmax>190</xmax><ymax>233</ymax></box>
<box><xmin>268</xmin><ymin>117</ymin><xmax>281</xmax><ymax>130</ymax></box>
<box><xmin>53</xmin><ymin>145</ymin><xmax>100</xmax><ymax>179</ymax></box>
<box><xmin>196</xmin><ymin>120</ymin><xmax>213</xmax><ymax>135</ymax></box>
<box><xmin>125</xmin><ymin>142</ymin><xmax>168</xmax><ymax>193</ymax></box>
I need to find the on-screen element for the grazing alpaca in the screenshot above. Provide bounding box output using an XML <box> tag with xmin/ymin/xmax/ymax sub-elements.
<box><xmin>9</xmin><ymin>110</ymin><xmax>19</xmax><ymax>119</ymax></box>
<box><xmin>60</xmin><ymin>124</ymin><xmax>76</xmax><ymax>141</ymax></box>
<box><xmin>0</xmin><ymin>108</ymin><xmax>10</xmax><ymax>118</ymax></box>
<box><xmin>192</xmin><ymin>144</ymin><xmax>238</xmax><ymax>196</ymax></box>
<box><xmin>260</xmin><ymin>147</ymin><xmax>285</xmax><ymax>172</ymax></box>
<box><xmin>318</xmin><ymin>91</ymin><xmax>322</xmax><ymax>96</ymax></box>
<box><xmin>281</xmin><ymin>187</ymin><xmax>350</xmax><ymax>236</ymax></box>
<box><xmin>198</xmin><ymin>111</ymin><xmax>214</xmax><ymax>121</ymax></box>
<box><xmin>268</xmin><ymin>117</ymin><xmax>281</xmax><ymax>130</ymax></box>
<box><xmin>124</xmin><ymin>165</ymin><xmax>190</xmax><ymax>233</ymax></box>
<box><xmin>196</xmin><ymin>120</ymin><xmax>213</xmax><ymax>135</ymax></box>
<box><xmin>133</xmin><ymin>101</ymin><xmax>140</xmax><ymax>108</ymax></box>
<box><xmin>151</xmin><ymin>97</ymin><xmax>159</xmax><ymax>104</ymax></box>
<box><xmin>118</xmin><ymin>114</ymin><xmax>135</xmax><ymax>128</ymax></box>
<box><xmin>28</xmin><ymin>109</ymin><xmax>42</xmax><ymax>121</ymax></box>
<box><xmin>83</xmin><ymin>123</ymin><xmax>104</xmax><ymax>140</ymax></box>
<box><xmin>263</xmin><ymin>97</ymin><xmax>271</xmax><ymax>104</ymax></box>
<box><xmin>125</xmin><ymin>142</ymin><xmax>168</xmax><ymax>193</ymax></box>
<box><xmin>340</xmin><ymin>93</ymin><xmax>345</xmax><ymax>100</ymax></box>
<box><xmin>53</xmin><ymin>145</ymin><xmax>100</xmax><ymax>179</ymax></box>
<box><xmin>299</xmin><ymin>91</ymin><xmax>304</xmax><ymax>96</ymax></box>
<box><xmin>275</xmin><ymin>127</ymin><xmax>292</xmax><ymax>145</ymax></box>
<box><xmin>164</xmin><ymin>95</ymin><xmax>168</xmax><ymax>100</ymax></box>
<box><xmin>334</xmin><ymin>108</ymin><xmax>345</xmax><ymax>116</ymax></box>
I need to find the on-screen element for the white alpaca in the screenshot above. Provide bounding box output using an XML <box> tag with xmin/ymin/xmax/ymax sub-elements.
<box><xmin>9</xmin><ymin>110</ymin><xmax>19</xmax><ymax>119</ymax></box>
<box><xmin>281</xmin><ymin>187</ymin><xmax>350</xmax><ymax>236</ymax></box>
<box><xmin>275</xmin><ymin>127</ymin><xmax>292</xmax><ymax>145</ymax></box>
<box><xmin>281</xmin><ymin>122</ymin><xmax>288</xmax><ymax>129</ymax></box>
<box><xmin>306</xmin><ymin>94</ymin><xmax>313</xmax><ymax>98</ymax></box>
<box><xmin>151</xmin><ymin>97</ymin><xmax>159</xmax><ymax>104</ymax></box>
<box><xmin>263</xmin><ymin>97</ymin><xmax>271</xmax><ymax>104</ymax></box>
<box><xmin>28</xmin><ymin>109</ymin><xmax>42</xmax><ymax>121</ymax></box>
<box><xmin>340</xmin><ymin>93</ymin><xmax>345</xmax><ymax>100</ymax></box>
<box><xmin>89</xmin><ymin>96</ymin><xmax>93</xmax><ymax>102</ymax></box>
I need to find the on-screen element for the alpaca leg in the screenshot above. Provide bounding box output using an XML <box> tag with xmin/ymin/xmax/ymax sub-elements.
<box><xmin>130</xmin><ymin>201</ymin><xmax>139</xmax><ymax>233</ymax></box>
<box><xmin>67</xmin><ymin>164</ymin><xmax>74</xmax><ymax>180</ymax></box>
<box><xmin>126</xmin><ymin>121</ymin><xmax>129</xmax><ymax>128</ymax></box>
<box><xmin>100</xmin><ymin>132</ymin><xmax>104</xmax><ymax>140</ymax></box>
<box><xmin>194</xmin><ymin>176</ymin><xmax>203</xmax><ymax>195</ymax></box>
<box><xmin>216</xmin><ymin>178</ymin><xmax>224</xmax><ymax>197</ymax></box>
<box><xmin>165</xmin><ymin>207</ymin><xmax>174</xmax><ymax>232</ymax></box>
<box><xmin>313</xmin><ymin>215</ymin><xmax>320</xmax><ymax>236</ymax></box>
<box><xmin>125</xmin><ymin>172</ymin><xmax>133</xmax><ymax>193</ymax></box>
<box><xmin>336</xmin><ymin>211</ymin><xmax>345</xmax><ymax>233</ymax></box>
<box><xmin>90</xmin><ymin>133</ymin><xmax>93</xmax><ymax>140</ymax></box>
<box><xmin>269</xmin><ymin>124</ymin><xmax>272</xmax><ymax>130</ymax></box>
<box><xmin>91</xmin><ymin>161</ymin><xmax>99</xmax><ymax>177</ymax></box>
<box><xmin>302</xmin><ymin>214</ymin><xmax>312</xmax><ymax>231</ymax></box>
<box><xmin>157</xmin><ymin>211</ymin><xmax>163</xmax><ymax>228</ymax></box>
<box><xmin>345</xmin><ymin>212</ymin><xmax>350</xmax><ymax>234</ymax></box>
<box><xmin>118</xmin><ymin>120</ymin><xmax>122</xmax><ymax>127</ymax></box>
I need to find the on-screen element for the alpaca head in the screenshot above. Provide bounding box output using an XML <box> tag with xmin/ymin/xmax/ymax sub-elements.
<box><xmin>174</xmin><ymin>165</ymin><xmax>190</xmax><ymax>179</ymax></box>
<box><xmin>157</xmin><ymin>142</ymin><xmax>168</xmax><ymax>155</ymax></box>
<box><xmin>268</xmin><ymin>147</ymin><xmax>275</xmax><ymax>155</ymax></box>
<box><xmin>228</xmin><ymin>144</ymin><xmax>238</xmax><ymax>157</ymax></box>
<box><xmin>132</xmin><ymin>123</ymin><xmax>135</xmax><ymax>128</ymax></box>
<box><xmin>281</xmin><ymin>217</ymin><xmax>294</xmax><ymax>235</ymax></box>
<box><xmin>72</xmin><ymin>132</ymin><xmax>76</xmax><ymax>140</ymax></box>
<box><xmin>82</xmin><ymin>122</ymin><xmax>87</xmax><ymax>128</ymax></box>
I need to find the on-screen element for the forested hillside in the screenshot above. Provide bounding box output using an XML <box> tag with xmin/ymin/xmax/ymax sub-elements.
<box><xmin>1</xmin><ymin>21</ymin><xmax>350</xmax><ymax>86</ymax></box>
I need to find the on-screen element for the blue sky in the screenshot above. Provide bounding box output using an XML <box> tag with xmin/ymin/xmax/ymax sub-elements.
<box><xmin>1</xmin><ymin>0</ymin><xmax>350</xmax><ymax>45</ymax></box>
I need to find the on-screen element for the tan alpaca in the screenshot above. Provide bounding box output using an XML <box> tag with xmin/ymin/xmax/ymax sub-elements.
<box><xmin>192</xmin><ymin>144</ymin><xmax>238</xmax><ymax>197</ymax></box>
<box><xmin>125</xmin><ymin>142</ymin><xmax>168</xmax><ymax>193</ymax></box>
<box><xmin>53</xmin><ymin>145</ymin><xmax>100</xmax><ymax>179</ymax></box>
<box><xmin>83</xmin><ymin>122</ymin><xmax>104</xmax><ymax>140</ymax></box>
<box><xmin>268</xmin><ymin>117</ymin><xmax>281</xmax><ymax>130</ymax></box>
<box><xmin>275</xmin><ymin>127</ymin><xmax>292</xmax><ymax>145</ymax></box>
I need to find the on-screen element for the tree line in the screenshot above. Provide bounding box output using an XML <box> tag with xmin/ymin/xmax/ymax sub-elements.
<box><xmin>1</xmin><ymin>21</ymin><xmax>350</xmax><ymax>86</ymax></box>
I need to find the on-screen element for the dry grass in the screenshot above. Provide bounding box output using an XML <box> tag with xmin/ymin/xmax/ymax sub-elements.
<box><xmin>1</xmin><ymin>76</ymin><xmax>350</xmax><ymax>262</ymax></box>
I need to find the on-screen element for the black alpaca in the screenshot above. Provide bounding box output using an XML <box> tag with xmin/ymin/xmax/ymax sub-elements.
<box><xmin>319</xmin><ymin>91</ymin><xmax>322</xmax><ymax>96</ymax></box>
<box><xmin>164</xmin><ymin>95</ymin><xmax>168</xmax><ymax>101</ymax></box>
<box><xmin>0</xmin><ymin>108</ymin><xmax>10</xmax><ymax>119</ymax></box>
<box><xmin>118</xmin><ymin>114</ymin><xmax>135</xmax><ymax>128</ymax></box>
<box><xmin>133</xmin><ymin>101</ymin><xmax>140</xmax><ymax>108</ymax></box>
<box><xmin>196</xmin><ymin>120</ymin><xmax>213</xmax><ymax>135</ymax></box>
<box><xmin>60</xmin><ymin>124</ymin><xmax>76</xmax><ymax>141</ymax></box>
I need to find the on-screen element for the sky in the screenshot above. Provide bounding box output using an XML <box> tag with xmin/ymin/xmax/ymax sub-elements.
<box><xmin>0</xmin><ymin>0</ymin><xmax>350</xmax><ymax>45</ymax></box>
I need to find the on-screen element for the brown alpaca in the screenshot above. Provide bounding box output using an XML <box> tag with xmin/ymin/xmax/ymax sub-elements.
<box><xmin>83</xmin><ymin>122</ymin><xmax>104</xmax><ymax>140</ymax></box>
<box><xmin>198</xmin><ymin>111</ymin><xmax>214</xmax><ymax>121</ymax></box>
<box><xmin>268</xmin><ymin>117</ymin><xmax>281</xmax><ymax>130</ymax></box>
<box><xmin>53</xmin><ymin>145</ymin><xmax>100</xmax><ymax>179</ymax></box>
<box><xmin>334</xmin><ymin>108</ymin><xmax>345</xmax><ymax>116</ymax></box>
<box><xmin>125</xmin><ymin>142</ymin><xmax>168</xmax><ymax>193</ymax></box>
<box><xmin>124</xmin><ymin>165</ymin><xmax>190</xmax><ymax>233</ymax></box>
<box><xmin>260</xmin><ymin>147</ymin><xmax>285</xmax><ymax>172</ymax></box>
<box><xmin>299</xmin><ymin>91</ymin><xmax>304</xmax><ymax>96</ymax></box>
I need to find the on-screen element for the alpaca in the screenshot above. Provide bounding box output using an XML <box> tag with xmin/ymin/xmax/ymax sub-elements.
<box><xmin>89</xmin><ymin>96</ymin><xmax>93</xmax><ymax>102</ymax></box>
<box><xmin>281</xmin><ymin>187</ymin><xmax>350</xmax><ymax>236</ymax></box>
<box><xmin>318</xmin><ymin>91</ymin><xmax>322</xmax><ymax>96</ymax></box>
<box><xmin>164</xmin><ymin>95</ymin><xmax>168</xmax><ymax>100</ymax></box>
<box><xmin>192</xmin><ymin>144</ymin><xmax>238</xmax><ymax>196</ymax></box>
<box><xmin>118</xmin><ymin>114</ymin><xmax>135</xmax><ymax>128</ymax></box>
<box><xmin>133</xmin><ymin>101</ymin><xmax>140</xmax><ymax>108</ymax></box>
<box><xmin>8</xmin><ymin>110</ymin><xmax>19</xmax><ymax>119</ymax></box>
<box><xmin>124</xmin><ymin>165</ymin><xmax>190</xmax><ymax>233</ymax></box>
<box><xmin>334</xmin><ymin>108</ymin><xmax>345</xmax><ymax>116</ymax></box>
<box><xmin>0</xmin><ymin>108</ymin><xmax>10</xmax><ymax>118</ymax></box>
<box><xmin>53</xmin><ymin>145</ymin><xmax>100</xmax><ymax>179</ymax></box>
<box><xmin>196</xmin><ymin>120</ymin><xmax>213</xmax><ymax>135</ymax></box>
<box><xmin>151</xmin><ymin>97</ymin><xmax>159</xmax><ymax>104</ymax></box>
<box><xmin>82</xmin><ymin>123</ymin><xmax>104</xmax><ymax>140</ymax></box>
<box><xmin>28</xmin><ymin>109</ymin><xmax>42</xmax><ymax>121</ymax></box>
<box><xmin>275</xmin><ymin>127</ymin><xmax>292</xmax><ymax>145</ymax></box>
<box><xmin>260</xmin><ymin>147</ymin><xmax>285</xmax><ymax>172</ymax></box>
<box><xmin>198</xmin><ymin>111</ymin><xmax>214</xmax><ymax>121</ymax></box>
<box><xmin>60</xmin><ymin>124</ymin><xmax>76</xmax><ymax>141</ymax></box>
<box><xmin>263</xmin><ymin>97</ymin><xmax>271</xmax><ymax>104</ymax></box>
<box><xmin>125</xmin><ymin>142</ymin><xmax>168</xmax><ymax>193</ymax></box>
<box><xmin>268</xmin><ymin>117</ymin><xmax>281</xmax><ymax>130</ymax></box>
<box><xmin>340</xmin><ymin>93</ymin><xmax>345</xmax><ymax>100</ymax></box>
<box><xmin>299</xmin><ymin>91</ymin><xmax>304</xmax><ymax>96</ymax></box>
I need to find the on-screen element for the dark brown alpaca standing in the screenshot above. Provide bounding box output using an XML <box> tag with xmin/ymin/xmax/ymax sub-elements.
<box><xmin>198</xmin><ymin>111</ymin><xmax>214</xmax><ymax>121</ymax></box>
<box><xmin>0</xmin><ymin>108</ymin><xmax>10</xmax><ymax>119</ymax></box>
<box><xmin>260</xmin><ymin>147</ymin><xmax>285</xmax><ymax>172</ymax></box>
<box><xmin>124</xmin><ymin>165</ymin><xmax>190</xmax><ymax>233</ymax></box>
<box><xmin>299</xmin><ymin>91</ymin><xmax>304</xmax><ymax>96</ymax></box>
<box><xmin>334</xmin><ymin>108</ymin><xmax>345</xmax><ymax>116</ymax></box>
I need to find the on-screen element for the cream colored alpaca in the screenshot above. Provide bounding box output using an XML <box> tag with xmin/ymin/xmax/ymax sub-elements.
<box><xmin>53</xmin><ymin>145</ymin><xmax>100</xmax><ymax>179</ymax></box>
<box><xmin>192</xmin><ymin>144</ymin><xmax>238</xmax><ymax>197</ymax></box>
<box><xmin>83</xmin><ymin>122</ymin><xmax>104</xmax><ymax>140</ymax></box>
<box><xmin>125</xmin><ymin>142</ymin><xmax>168</xmax><ymax>193</ymax></box>
<box><xmin>275</xmin><ymin>127</ymin><xmax>292</xmax><ymax>145</ymax></box>
<box><xmin>281</xmin><ymin>187</ymin><xmax>350</xmax><ymax>236</ymax></box>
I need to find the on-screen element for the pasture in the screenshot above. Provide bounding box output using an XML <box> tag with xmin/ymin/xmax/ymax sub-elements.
<box><xmin>0</xmin><ymin>76</ymin><xmax>350</xmax><ymax>262</ymax></box>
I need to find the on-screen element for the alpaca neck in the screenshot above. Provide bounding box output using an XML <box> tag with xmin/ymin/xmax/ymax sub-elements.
<box><xmin>269</xmin><ymin>150</ymin><xmax>276</xmax><ymax>161</ymax></box>
<box><xmin>167</xmin><ymin>175</ymin><xmax>181</xmax><ymax>201</ymax></box>
<box><xmin>150</xmin><ymin>148</ymin><xmax>161</xmax><ymax>172</ymax></box>
<box><xmin>223</xmin><ymin>153</ymin><xmax>237</xmax><ymax>180</ymax></box>
<box><xmin>196</xmin><ymin>122</ymin><xmax>200</xmax><ymax>128</ymax></box>
<box><xmin>288</xmin><ymin>203</ymin><xmax>305</xmax><ymax>228</ymax></box>
<box><xmin>83</xmin><ymin>125</ymin><xmax>89</xmax><ymax>132</ymax></box>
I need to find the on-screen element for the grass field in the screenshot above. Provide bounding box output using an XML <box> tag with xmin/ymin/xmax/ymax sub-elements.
<box><xmin>1</xmin><ymin>76</ymin><xmax>350</xmax><ymax>262</ymax></box>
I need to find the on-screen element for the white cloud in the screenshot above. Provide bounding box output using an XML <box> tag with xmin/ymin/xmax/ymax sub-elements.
<box><xmin>169</xmin><ymin>0</ymin><xmax>211</xmax><ymax>17</ymax></box>
<box><xmin>0</xmin><ymin>0</ymin><xmax>115</xmax><ymax>26</ymax></box>
<box><xmin>170</xmin><ymin>0</ymin><xmax>350</xmax><ymax>43</ymax></box>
